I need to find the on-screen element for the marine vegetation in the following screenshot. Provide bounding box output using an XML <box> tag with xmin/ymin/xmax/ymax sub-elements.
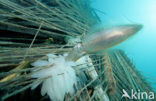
<box><xmin>0</xmin><ymin>0</ymin><xmax>155</xmax><ymax>101</ymax></box>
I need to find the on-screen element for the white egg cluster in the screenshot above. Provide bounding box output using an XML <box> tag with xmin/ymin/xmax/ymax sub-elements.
<box><xmin>31</xmin><ymin>54</ymin><xmax>77</xmax><ymax>101</ymax></box>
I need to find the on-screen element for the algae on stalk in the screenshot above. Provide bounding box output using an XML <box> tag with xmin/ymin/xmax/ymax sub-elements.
<box><xmin>0</xmin><ymin>0</ymin><xmax>155</xmax><ymax>101</ymax></box>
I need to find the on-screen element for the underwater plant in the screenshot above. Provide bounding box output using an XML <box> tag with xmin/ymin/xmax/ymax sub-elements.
<box><xmin>0</xmin><ymin>0</ymin><xmax>155</xmax><ymax>101</ymax></box>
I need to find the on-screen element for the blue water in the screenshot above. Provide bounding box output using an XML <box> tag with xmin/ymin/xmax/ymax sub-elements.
<box><xmin>92</xmin><ymin>0</ymin><xmax>156</xmax><ymax>88</ymax></box>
